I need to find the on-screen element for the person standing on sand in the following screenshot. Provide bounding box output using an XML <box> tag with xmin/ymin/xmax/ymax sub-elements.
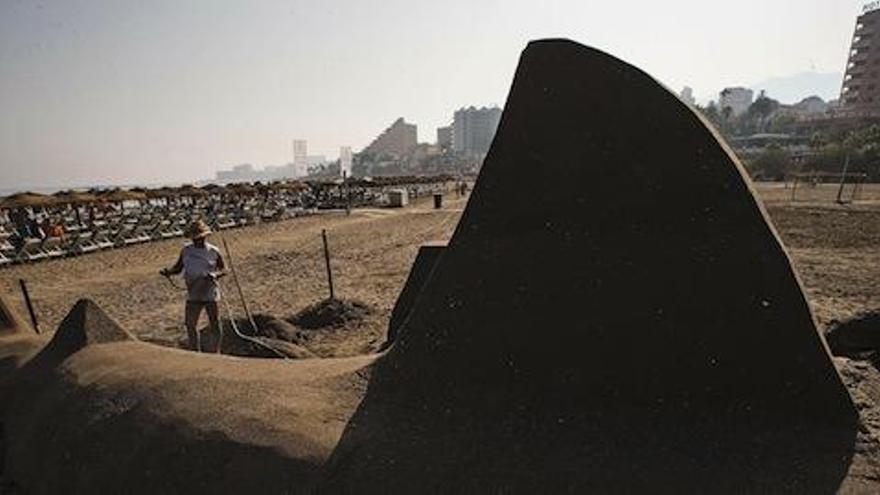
<box><xmin>160</xmin><ymin>220</ymin><xmax>226</xmax><ymax>352</ymax></box>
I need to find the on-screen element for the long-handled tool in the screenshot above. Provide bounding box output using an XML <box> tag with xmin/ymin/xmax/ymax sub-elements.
<box><xmin>221</xmin><ymin>237</ymin><xmax>260</xmax><ymax>336</ymax></box>
<box><xmin>216</xmin><ymin>284</ymin><xmax>288</xmax><ymax>359</ymax></box>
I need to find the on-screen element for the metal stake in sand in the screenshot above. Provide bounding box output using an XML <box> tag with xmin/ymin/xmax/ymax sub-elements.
<box><xmin>322</xmin><ymin>229</ymin><xmax>335</xmax><ymax>300</ymax></box>
<box><xmin>221</xmin><ymin>237</ymin><xmax>259</xmax><ymax>336</ymax></box>
<box><xmin>18</xmin><ymin>279</ymin><xmax>39</xmax><ymax>334</ymax></box>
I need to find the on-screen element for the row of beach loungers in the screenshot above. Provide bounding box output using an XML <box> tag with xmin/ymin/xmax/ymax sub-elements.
<box><xmin>0</xmin><ymin>180</ymin><xmax>460</xmax><ymax>268</ymax></box>
<box><xmin>0</xmin><ymin>203</ymin><xmax>306</xmax><ymax>268</ymax></box>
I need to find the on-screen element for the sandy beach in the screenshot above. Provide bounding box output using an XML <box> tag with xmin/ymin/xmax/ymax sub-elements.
<box><xmin>0</xmin><ymin>195</ymin><xmax>464</xmax><ymax>356</ymax></box>
<box><xmin>1</xmin><ymin>185</ymin><xmax>879</xmax><ymax>357</ymax></box>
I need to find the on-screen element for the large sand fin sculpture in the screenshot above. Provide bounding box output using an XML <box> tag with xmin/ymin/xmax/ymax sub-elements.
<box><xmin>385</xmin><ymin>243</ymin><xmax>445</xmax><ymax>345</ymax></box>
<box><xmin>319</xmin><ymin>39</ymin><xmax>859</xmax><ymax>492</ymax></box>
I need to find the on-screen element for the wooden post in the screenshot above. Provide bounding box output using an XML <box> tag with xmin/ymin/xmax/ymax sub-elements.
<box><xmin>343</xmin><ymin>171</ymin><xmax>351</xmax><ymax>215</ymax></box>
<box><xmin>322</xmin><ymin>229</ymin><xmax>335</xmax><ymax>300</ymax></box>
<box><xmin>18</xmin><ymin>279</ymin><xmax>39</xmax><ymax>334</ymax></box>
<box><xmin>836</xmin><ymin>154</ymin><xmax>851</xmax><ymax>204</ymax></box>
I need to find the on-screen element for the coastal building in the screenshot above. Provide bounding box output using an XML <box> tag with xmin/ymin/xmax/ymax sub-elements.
<box><xmin>719</xmin><ymin>87</ymin><xmax>754</xmax><ymax>117</ymax></box>
<box><xmin>340</xmin><ymin>146</ymin><xmax>353</xmax><ymax>177</ymax></box>
<box><xmin>839</xmin><ymin>3</ymin><xmax>880</xmax><ymax>118</ymax></box>
<box><xmin>362</xmin><ymin>118</ymin><xmax>418</xmax><ymax>158</ymax></box>
<box><xmin>293</xmin><ymin>140</ymin><xmax>308</xmax><ymax>177</ymax></box>
<box><xmin>680</xmin><ymin>86</ymin><xmax>696</xmax><ymax>106</ymax></box>
<box><xmin>793</xmin><ymin>96</ymin><xmax>829</xmax><ymax>115</ymax></box>
<box><xmin>437</xmin><ymin>126</ymin><xmax>452</xmax><ymax>150</ymax></box>
<box><xmin>216</xmin><ymin>164</ymin><xmax>256</xmax><ymax>183</ymax></box>
<box><xmin>452</xmin><ymin>106</ymin><xmax>502</xmax><ymax>156</ymax></box>
<box><xmin>215</xmin><ymin>156</ymin><xmax>325</xmax><ymax>183</ymax></box>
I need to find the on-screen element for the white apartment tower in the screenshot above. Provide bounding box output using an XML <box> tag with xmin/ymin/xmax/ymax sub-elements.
<box><xmin>293</xmin><ymin>139</ymin><xmax>308</xmax><ymax>177</ymax></box>
<box><xmin>719</xmin><ymin>87</ymin><xmax>754</xmax><ymax>117</ymax></box>
<box><xmin>340</xmin><ymin>146</ymin><xmax>353</xmax><ymax>177</ymax></box>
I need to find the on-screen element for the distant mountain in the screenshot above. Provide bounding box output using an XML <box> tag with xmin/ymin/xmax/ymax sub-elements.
<box><xmin>750</xmin><ymin>72</ymin><xmax>843</xmax><ymax>104</ymax></box>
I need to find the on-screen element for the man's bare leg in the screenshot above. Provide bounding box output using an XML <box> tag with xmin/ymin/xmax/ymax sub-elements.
<box><xmin>185</xmin><ymin>302</ymin><xmax>203</xmax><ymax>352</ymax></box>
<box><xmin>205</xmin><ymin>302</ymin><xmax>222</xmax><ymax>354</ymax></box>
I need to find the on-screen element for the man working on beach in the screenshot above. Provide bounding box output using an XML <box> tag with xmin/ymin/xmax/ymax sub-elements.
<box><xmin>160</xmin><ymin>220</ymin><xmax>226</xmax><ymax>352</ymax></box>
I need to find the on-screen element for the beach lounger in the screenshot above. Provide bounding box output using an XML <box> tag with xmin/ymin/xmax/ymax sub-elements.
<box><xmin>41</xmin><ymin>237</ymin><xmax>67</xmax><ymax>258</ymax></box>
<box><xmin>156</xmin><ymin>221</ymin><xmax>177</xmax><ymax>239</ymax></box>
<box><xmin>0</xmin><ymin>238</ymin><xmax>14</xmax><ymax>254</ymax></box>
<box><xmin>143</xmin><ymin>223</ymin><xmax>162</xmax><ymax>240</ymax></box>
<box><xmin>215</xmin><ymin>215</ymin><xmax>236</xmax><ymax>230</ymax></box>
<box><xmin>70</xmin><ymin>232</ymin><xmax>100</xmax><ymax>254</ymax></box>
<box><xmin>94</xmin><ymin>231</ymin><xmax>115</xmax><ymax>250</ymax></box>
<box><xmin>0</xmin><ymin>251</ymin><xmax>10</xmax><ymax>267</ymax></box>
<box><xmin>136</xmin><ymin>226</ymin><xmax>154</xmax><ymax>243</ymax></box>
<box><xmin>16</xmin><ymin>238</ymin><xmax>48</xmax><ymax>263</ymax></box>
<box><xmin>121</xmin><ymin>226</ymin><xmax>143</xmax><ymax>246</ymax></box>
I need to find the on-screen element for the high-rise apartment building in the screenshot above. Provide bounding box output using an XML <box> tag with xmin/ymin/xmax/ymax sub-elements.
<box><xmin>363</xmin><ymin>118</ymin><xmax>418</xmax><ymax>158</ymax></box>
<box><xmin>340</xmin><ymin>146</ymin><xmax>353</xmax><ymax>177</ymax></box>
<box><xmin>840</xmin><ymin>3</ymin><xmax>880</xmax><ymax>118</ymax></box>
<box><xmin>452</xmin><ymin>106</ymin><xmax>502</xmax><ymax>156</ymax></box>
<box><xmin>293</xmin><ymin>139</ymin><xmax>308</xmax><ymax>176</ymax></box>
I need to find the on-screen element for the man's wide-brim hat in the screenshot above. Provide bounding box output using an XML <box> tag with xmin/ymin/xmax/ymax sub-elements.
<box><xmin>188</xmin><ymin>220</ymin><xmax>212</xmax><ymax>240</ymax></box>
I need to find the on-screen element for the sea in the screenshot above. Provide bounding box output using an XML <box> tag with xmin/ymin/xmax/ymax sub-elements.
<box><xmin>0</xmin><ymin>181</ymin><xmax>209</xmax><ymax>198</ymax></box>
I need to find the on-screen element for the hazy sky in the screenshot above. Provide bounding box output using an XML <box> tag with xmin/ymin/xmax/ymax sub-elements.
<box><xmin>0</xmin><ymin>0</ymin><xmax>868</xmax><ymax>188</ymax></box>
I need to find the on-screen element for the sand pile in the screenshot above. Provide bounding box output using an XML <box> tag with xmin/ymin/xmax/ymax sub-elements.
<box><xmin>290</xmin><ymin>298</ymin><xmax>371</xmax><ymax>330</ymax></box>
<box><xmin>191</xmin><ymin>314</ymin><xmax>316</xmax><ymax>359</ymax></box>
<box><xmin>828</xmin><ymin>310</ymin><xmax>880</xmax><ymax>358</ymax></box>
<box><xmin>317</xmin><ymin>39</ymin><xmax>864</xmax><ymax>492</ymax></box>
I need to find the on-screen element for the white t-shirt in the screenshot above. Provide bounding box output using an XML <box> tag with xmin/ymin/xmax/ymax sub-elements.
<box><xmin>181</xmin><ymin>243</ymin><xmax>221</xmax><ymax>302</ymax></box>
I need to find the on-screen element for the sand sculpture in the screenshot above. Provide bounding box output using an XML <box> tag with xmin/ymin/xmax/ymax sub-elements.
<box><xmin>318</xmin><ymin>39</ymin><xmax>859</xmax><ymax>492</ymax></box>
<box><xmin>0</xmin><ymin>293</ymin><xmax>28</xmax><ymax>335</ymax></box>
<box><xmin>0</xmin><ymin>298</ymin><xmax>371</xmax><ymax>492</ymax></box>
<box><xmin>385</xmin><ymin>243</ymin><xmax>445</xmax><ymax>345</ymax></box>
<box><xmin>0</xmin><ymin>293</ymin><xmax>44</xmax><ymax>387</ymax></box>
<box><xmin>0</xmin><ymin>39</ymin><xmax>872</xmax><ymax>493</ymax></box>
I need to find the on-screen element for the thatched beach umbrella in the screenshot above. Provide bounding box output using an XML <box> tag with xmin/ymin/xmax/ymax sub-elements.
<box><xmin>52</xmin><ymin>190</ymin><xmax>97</xmax><ymax>225</ymax></box>
<box><xmin>52</xmin><ymin>190</ymin><xmax>97</xmax><ymax>205</ymax></box>
<box><xmin>0</xmin><ymin>191</ymin><xmax>53</xmax><ymax>210</ymax></box>
<box><xmin>226</xmin><ymin>182</ymin><xmax>256</xmax><ymax>196</ymax></box>
<box><xmin>177</xmin><ymin>184</ymin><xmax>208</xmax><ymax>198</ymax></box>
<box><xmin>277</xmin><ymin>180</ymin><xmax>311</xmax><ymax>192</ymax></box>
<box><xmin>145</xmin><ymin>186</ymin><xmax>177</xmax><ymax>199</ymax></box>
<box><xmin>98</xmin><ymin>188</ymin><xmax>148</xmax><ymax>203</ymax></box>
<box><xmin>201</xmin><ymin>183</ymin><xmax>226</xmax><ymax>194</ymax></box>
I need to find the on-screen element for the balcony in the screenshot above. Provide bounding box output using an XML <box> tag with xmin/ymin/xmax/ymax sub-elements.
<box><xmin>851</xmin><ymin>51</ymin><xmax>870</xmax><ymax>63</ymax></box>
<box><xmin>852</xmin><ymin>38</ymin><xmax>872</xmax><ymax>50</ymax></box>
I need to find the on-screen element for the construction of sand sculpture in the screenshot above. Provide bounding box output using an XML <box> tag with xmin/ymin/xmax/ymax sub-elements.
<box><xmin>3</xmin><ymin>39</ymin><xmax>880</xmax><ymax>493</ymax></box>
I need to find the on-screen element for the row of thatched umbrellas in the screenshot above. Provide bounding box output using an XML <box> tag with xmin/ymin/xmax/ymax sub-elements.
<box><xmin>0</xmin><ymin>181</ymin><xmax>313</xmax><ymax>210</ymax></box>
<box><xmin>0</xmin><ymin>174</ymin><xmax>463</xmax><ymax>210</ymax></box>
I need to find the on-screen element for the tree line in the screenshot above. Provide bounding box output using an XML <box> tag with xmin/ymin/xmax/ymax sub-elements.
<box><xmin>697</xmin><ymin>95</ymin><xmax>880</xmax><ymax>182</ymax></box>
